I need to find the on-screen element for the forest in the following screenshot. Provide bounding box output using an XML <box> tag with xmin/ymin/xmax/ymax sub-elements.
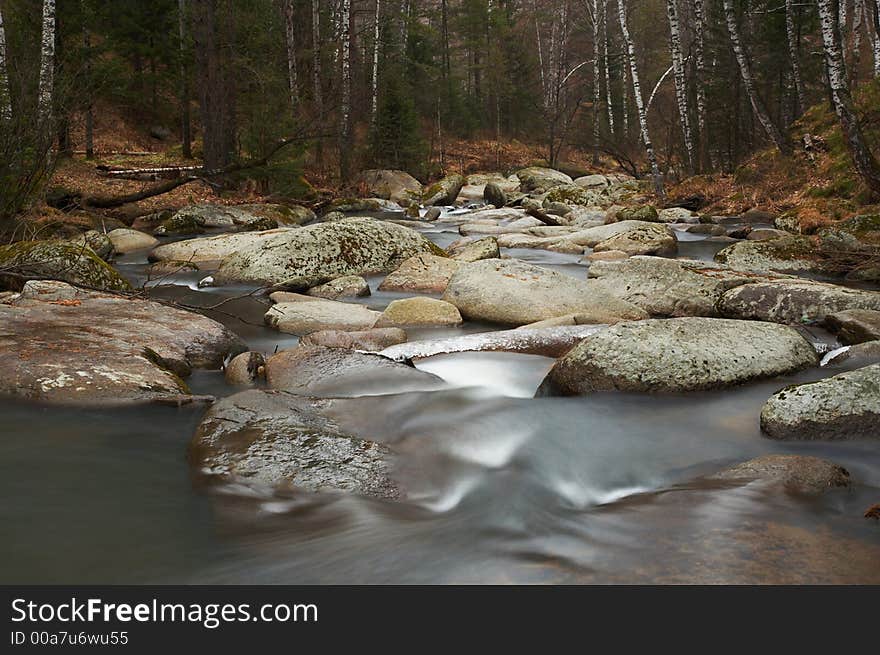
<box><xmin>0</xmin><ymin>0</ymin><xmax>879</xmax><ymax>586</ymax></box>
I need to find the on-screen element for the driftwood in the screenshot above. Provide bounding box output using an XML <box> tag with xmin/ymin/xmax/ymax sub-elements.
<box><xmin>525</xmin><ymin>206</ymin><xmax>566</xmax><ymax>226</ymax></box>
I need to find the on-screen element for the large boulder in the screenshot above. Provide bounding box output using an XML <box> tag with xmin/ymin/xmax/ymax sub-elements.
<box><xmin>592</xmin><ymin>222</ymin><xmax>677</xmax><ymax>257</ymax></box>
<box><xmin>515</xmin><ymin>167</ymin><xmax>573</xmax><ymax>192</ymax></box>
<box><xmin>107</xmin><ymin>228</ymin><xmax>159</xmax><ymax>254</ymax></box>
<box><xmin>588</xmin><ymin>256</ymin><xmax>782</xmax><ymax>317</ymax></box>
<box><xmin>573</xmin><ymin>174</ymin><xmax>611</xmax><ymax>189</ymax></box>
<box><xmin>355</xmin><ymin>169</ymin><xmax>422</xmax><ymax>205</ymax></box>
<box><xmin>0</xmin><ymin>281</ymin><xmax>245</xmax><ymax>404</ymax></box>
<box><xmin>235</xmin><ymin>203</ymin><xmax>316</xmax><ymax>226</ymax></box>
<box><xmin>301</xmin><ymin>327</ymin><xmax>407</xmax><ymax>351</ymax></box>
<box><xmin>378</xmin><ymin>253</ymin><xmax>460</xmax><ymax>293</ymax></box>
<box><xmin>543</xmin><ymin>184</ymin><xmax>599</xmax><ymax>207</ymax></box>
<box><xmin>483</xmin><ymin>181</ymin><xmax>508</xmax><ymax>207</ymax></box>
<box><xmin>614</xmin><ymin>205</ymin><xmax>659</xmax><ymax>223</ymax></box>
<box><xmin>442</xmin><ymin>258</ymin><xmax>648</xmax><ymax>327</ymax></box>
<box><xmin>154</xmin><ymin>204</ymin><xmax>279</xmax><ymax>235</ymax></box>
<box><xmin>760</xmin><ymin>364</ymin><xmax>880</xmax><ymax>440</ymax></box>
<box><xmin>326</xmin><ymin>197</ymin><xmax>402</xmax><ymax>213</ymax></box>
<box><xmin>817</xmin><ymin>214</ymin><xmax>880</xmax><ymax>250</ymax></box>
<box><xmin>214</xmin><ymin>218</ymin><xmax>444</xmax><ymax>286</ymax></box>
<box><xmin>148</xmin><ymin>228</ymin><xmax>296</xmax><ymax>269</ymax></box>
<box><xmin>68</xmin><ymin>230</ymin><xmax>113</xmax><ymax>260</ymax></box>
<box><xmin>825</xmin><ymin>309</ymin><xmax>880</xmax><ymax>344</ymax></box>
<box><xmin>190</xmin><ymin>389</ymin><xmax>401</xmax><ymax>499</ymax></box>
<box><xmin>718</xmin><ymin>280</ymin><xmax>880</xmax><ymax>324</ymax></box>
<box><xmin>265</xmin><ymin>345</ymin><xmax>443</xmax><ymax>396</ymax></box>
<box><xmin>537</xmin><ymin>318</ymin><xmax>817</xmax><ymax>395</ymax></box>
<box><xmin>423</xmin><ymin>174</ymin><xmax>466</xmax><ymax>206</ymax></box>
<box><xmin>375</xmin><ymin>297</ymin><xmax>463</xmax><ymax>327</ymax></box>
<box><xmin>0</xmin><ymin>240</ymin><xmax>131</xmax><ymax>291</ymax></box>
<box><xmin>265</xmin><ymin>293</ymin><xmax>380</xmax><ymax>335</ymax></box>
<box><xmin>714</xmin><ymin>236</ymin><xmax>823</xmax><ymax>274</ymax></box>
<box><xmin>713</xmin><ymin>455</ymin><xmax>852</xmax><ymax>495</ymax></box>
<box><xmin>448</xmin><ymin>236</ymin><xmax>500</xmax><ymax>262</ymax></box>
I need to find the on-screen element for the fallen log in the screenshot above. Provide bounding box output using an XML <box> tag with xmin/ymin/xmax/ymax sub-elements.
<box><xmin>526</xmin><ymin>206</ymin><xmax>566</xmax><ymax>227</ymax></box>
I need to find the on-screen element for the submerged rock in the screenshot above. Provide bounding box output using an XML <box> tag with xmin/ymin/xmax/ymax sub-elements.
<box><xmin>378</xmin><ymin>253</ymin><xmax>459</xmax><ymax>293</ymax></box>
<box><xmin>718</xmin><ymin>280</ymin><xmax>880</xmax><ymax>324</ymax></box>
<box><xmin>825</xmin><ymin>309</ymin><xmax>880</xmax><ymax>344</ymax></box>
<box><xmin>301</xmin><ymin>327</ymin><xmax>407</xmax><ymax>352</ymax></box>
<box><xmin>375</xmin><ymin>297</ymin><xmax>463</xmax><ymax>327</ymax></box>
<box><xmin>713</xmin><ymin>455</ymin><xmax>852</xmax><ymax>495</ymax></box>
<box><xmin>265</xmin><ymin>293</ymin><xmax>381</xmax><ymax>335</ymax></box>
<box><xmin>537</xmin><ymin>317</ymin><xmax>817</xmax><ymax>395</ymax></box>
<box><xmin>0</xmin><ymin>240</ymin><xmax>131</xmax><ymax>291</ymax></box>
<box><xmin>0</xmin><ymin>281</ymin><xmax>245</xmax><ymax>404</ymax></box>
<box><xmin>442</xmin><ymin>258</ymin><xmax>648</xmax><ymax>327</ymax></box>
<box><xmin>760</xmin><ymin>364</ymin><xmax>880</xmax><ymax>440</ymax></box>
<box><xmin>215</xmin><ymin>218</ymin><xmax>443</xmax><ymax>286</ymax></box>
<box><xmin>190</xmin><ymin>389</ymin><xmax>401</xmax><ymax>499</ymax></box>
<box><xmin>265</xmin><ymin>345</ymin><xmax>443</xmax><ymax>396</ymax></box>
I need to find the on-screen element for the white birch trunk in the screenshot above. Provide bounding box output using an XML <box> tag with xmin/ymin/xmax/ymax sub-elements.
<box><xmin>38</xmin><ymin>0</ymin><xmax>56</xmax><ymax>123</ymax></box>
<box><xmin>616</xmin><ymin>0</ymin><xmax>664</xmax><ymax>197</ymax></box>
<box><xmin>312</xmin><ymin>0</ymin><xmax>323</xmax><ymax>113</ymax></box>
<box><xmin>785</xmin><ymin>0</ymin><xmax>807</xmax><ymax>114</ymax></box>
<box><xmin>535</xmin><ymin>11</ymin><xmax>546</xmax><ymax>101</ymax></box>
<box><xmin>872</xmin><ymin>0</ymin><xmax>880</xmax><ymax>76</ymax></box>
<box><xmin>339</xmin><ymin>0</ymin><xmax>352</xmax><ymax>177</ymax></box>
<box><xmin>602</xmin><ymin>0</ymin><xmax>615</xmax><ymax>135</ymax></box>
<box><xmin>853</xmin><ymin>0</ymin><xmax>864</xmax><ymax>80</ymax></box>
<box><xmin>665</xmin><ymin>0</ymin><xmax>695</xmax><ymax>172</ymax></box>
<box><xmin>0</xmin><ymin>3</ymin><xmax>11</xmax><ymax>121</ymax></box>
<box><xmin>722</xmin><ymin>0</ymin><xmax>790</xmax><ymax>154</ymax></box>
<box><xmin>371</xmin><ymin>0</ymin><xmax>380</xmax><ymax>123</ymax></box>
<box><xmin>282</xmin><ymin>0</ymin><xmax>299</xmax><ymax>113</ymax></box>
<box><xmin>591</xmin><ymin>0</ymin><xmax>602</xmax><ymax>164</ymax></box>
<box><xmin>692</xmin><ymin>0</ymin><xmax>707</xmax><ymax>169</ymax></box>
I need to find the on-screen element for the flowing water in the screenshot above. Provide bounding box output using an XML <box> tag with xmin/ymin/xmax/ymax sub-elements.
<box><xmin>2</xmin><ymin>210</ymin><xmax>879</xmax><ymax>584</ymax></box>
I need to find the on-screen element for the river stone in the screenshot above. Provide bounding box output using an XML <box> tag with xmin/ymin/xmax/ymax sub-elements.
<box><xmin>423</xmin><ymin>207</ymin><xmax>442</xmax><ymax>221</ymax></box>
<box><xmin>265</xmin><ymin>294</ymin><xmax>380</xmax><ymax>335</ymax></box>
<box><xmin>824</xmin><ymin>341</ymin><xmax>880</xmax><ymax>367</ymax></box>
<box><xmin>265</xmin><ymin>345</ymin><xmax>443</xmax><ymax>396</ymax></box>
<box><xmin>0</xmin><ymin>281</ymin><xmax>246</xmax><ymax>404</ymax></box>
<box><xmin>568</xmin><ymin>206</ymin><xmax>607</xmax><ymax>227</ymax></box>
<box><xmin>306</xmin><ymin>275</ymin><xmax>370</xmax><ymax>300</ymax></box>
<box><xmin>537</xmin><ymin>318</ymin><xmax>817</xmax><ymax>395</ymax></box>
<box><xmin>825</xmin><ymin>309</ymin><xmax>880</xmax><ymax>344</ymax></box>
<box><xmin>817</xmin><ymin>214</ymin><xmax>880</xmax><ymax>250</ymax></box>
<box><xmin>484</xmin><ymin>181</ymin><xmax>507</xmax><ymax>207</ymax></box>
<box><xmin>69</xmin><ymin>230</ymin><xmax>114</xmax><ymax>260</ymax></box>
<box><xmin>544</xmin><ymin>184</ymin><xmax>597</xmax><ymax>207</ymax></box>
<box><xmin>571</xmin><ymin>220</ymin><xmax>669</xmax><ymax>247</ymax></box>
<box><xmin>301</xmin><ymin>328</ymin><xmax>407</xmax><ymax>351</ymax></box>
<box><xmin>378</xmin><ymin>254</ymin><xmax>459</xmax><ymax>293</ymax></box>
<box><xmin>574</xmin><ymin>174</ymin><xmax>611</xmax><ymax>189</ymax></box>
<box><xmin>375</xmin><ymin>297</ymin><xmax>463</xmax><ymax>327</ymax></box>
<box><xmin>224</xmin><ymin>351</ymin><xmax>266</xmax><ymax>385</ymax></box>
<box><xmin>442</xmin><ymin>258</ymin><xmax>648</xmax><ymax>327</ymax></box>
<box><xmin>107</xmin><ymin>228</ymin><xmax>159</xmax><ymax>254</ymax></box>
<box><xmin>155</xmin><ymin>204</ymin><xmax>277</xmax><ymax>235</ymax></box>
<box><xmin>585</xmin><ymin>250</ymin><xmax>629</xmax><ymax>262</ymax></box>
<box><xmin>588</xmin><ymin>256</ymin><xmax>782</xmax><ymax>317</ymax></box>
<box><xmin>149</xmin><ymin>228</ymin><xmax>296</xmax><ymax>268</ymax></box>
<box><xmin>592</xmin><ymin>222</ymin><xmax>677</xmax><ymax>257</ymax></box>
<box><xmin>614</xmin><ymin>205</ymin><xmax>659</xmax><ymax>223</ymax></box>
<box><xmin>328</xmin><ymin>198</ymin><xmax>402</xmax><ymax>213</ymax></box>
<box><xmin>713</xmin><ymin>455</ymin><xmax>852</xmax><ymax>495</ymax></box>
<box><xmin>355</xmin><ymin>169</ymin><xmax>422</xmax><ymax>205</ymax></box>
<box><xmin>718</xmin><ymin>280</ymin><xmax>880</xmax><ymax>324</ymax></box>
<box><xmin>0</xmin><ymin>240</ymin><xmax>131</xmax><ymax>291</ymax></box>
<box><xmin>761</xmin><ymin>364</ymin><xmax>880</xmax><ymax>440</ymax></box>
<box><xmin>515</xmin><ymin>167</ymin><xmax>573</xmax><ymax>192</ymax></box>
<box><xmin>657</xmin><ymin>207</ymin><xmax>699</xmax><ymax>224</ymax></box>
<box><xmin>423</xmin><ymin>174</ymin><xmax>465</xmax><ymax>206</ymax></box>
<box><xmin>449</xmin><ymin>236</ymin><xmax>500</xmax><ymax>262</ymax></box>
<box><xmin>214</xmin><ymin>218</ymin><xmax>443</xmax><ymax>286</ymax></box>
<box><xmin>190</xmin><ymin>389</ymin><xmax>401</xmax><ymax>499</ymax></box>
<box><xmin>714</xmin><ymin>236</ymin><xmax>822</xmax><ymax>274</ymax></box>
<box><xmin>235</xmin><ymin>203</ymin><xmax>316</xmax><ymax>226</ymax></box>
<box><xmin>747</xmin><ymin>228</ymin><xmax>790</xmax><ymax>241</ymax></box>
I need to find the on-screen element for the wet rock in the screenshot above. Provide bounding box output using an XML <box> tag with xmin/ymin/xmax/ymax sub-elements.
<box><xmin>760</xmin><ymin>364</ymin><xmax>880</xmax><ymax>440</ymax></box>
<box><xmin>69</xmin><ymin>230</ymin><xmax>114</xmax><ymax>260</ymax></box>
<box><xmin>588</xmin><ymin>256</ymin><xmax>782</xmax><ymax>317</ymax></box>
<box><xmin>714</xmin><ymin>455</ymin><xmax>851</xmax><ymax>495</ymax></box>
<box><xmin>378</xmin><ymin>253</ymin><xmax>459</xmax><ymax>294</ymax></box>
<box><xmin>718</xmin><ymin>280</ymin><xmax>880</xmax><ymax>324</ymax></box>
<box><xmin>107</xmin><ymin>228</ymin><xmax>159</xmax><ymax>254</ymax></box>
<box><xmin>235</xmin><ymin>203</ymin><xmax>316</xmax><ymax>226</ymax></box>
<box><xmin>224</xmin><ymin>351</ymin><xmax>266</xmax><ymax>385</ymax></box>
<box><xmin>423</xmin><ymin>207</ymin><xmax>442</xmax><ymax>221</ymax></box>
<box><xmin>0</xmin><ymin>281</ymin><xmax>246</xmax><ymax>404</ymax></box>
<box><xmin>355</xmin><ymin>169</ymin><xmax>422</xmax><ymax>205</ymax></box>
<box><xmin>301</xmin><ymin>327</ymin><xmax>407</xmax><ymax>351</ymax></box>
<box><xmin>657</xmin><ymin>207</ymin><xmax>698</xmax><ymax>224</ymax></box>
<box><xmin>265</xmin><ymin>294</ymin><xmax>381</xmax><ymax>335</ymax></box>
<box><xmin>747</xmin><ymin>228</ymin><xmax>789</xmax><ymax>241</ymax></box>
<box><xmin>592</xmin><ymin>222</ymin><xmax>677</xmax><ymax>257</ymax></box>
<box><xmin>422</xmin><ymin>174</ymin><xmax>465</xmax><ymax>206</ymax></box>
<box><xmin>822</xmin><ymin>341</ymin><xmax>880</xmax><ymax>367</ymax></box>
<box><xmin>484</xmin><ymin>181</ymin><xmax>507</xmax><ymax>207</ymax></box>
<box><xmin>215</xmin><ymin>218</ymin><xmax>443</xmax><ymax>286</ymax></box>
<box><xmin>585</xmin><ymin>250</ymin><xmax>629</xmax><ymax>262</ymax></box>
<box><xmin>190</xmin><ymin>389</ymin><xmax>401</xmax><ymax>499</ymax></box>
<box><xmin>375</xmin><ymin>297</ymin><xmax>463</xmax><ymax>327</ymax></box>
<box><xmin>740</xmin><ymin>209</ymin><xmax>776</xmax><ymax>224</ymax></box>
<box><xmin>683</xmin><ymin>224</ymin><xmax>726</xmax><ymax>236</ymax></box>
<box><xmin>515</xmin><ymin>167</ymin><xmax>573</xmax><ymax>192</ymax></box>
<box><xmin>265</xmin><ymin>345</ymin><xmax>443</xmax><ymax>396</ymax></box>
<box><xmin>328</xmin><ymin>197</ymin><xmax>402</xmax><ymax>212</ymax></box>
<box><xmin>614</xmin><ymin>205</ymin><xmax>659</xmax><ymax>222</ymax></box>
<box><xmin>825</xmin><ymin>309</ymin><xmax>880</xmax><ymax>344</ymax></box>
<box><xmin>537</xmin><ymin>317</ymin><xmax>817</xmax><ymax>395</ymax></box>
<box><xmin>714</xmin><ymin>236</ymin><xmax>822</xmax><ymax>274</ymax></box>
<box><xmin>572</xmin><ymin>220</ymin><xmax>670</xmax><ymax>247</ymax></box>
<box><xmin>448</xmin><ymin>236</ymin><xmax>500</xmax><ymax>262</ymax></box>
<box><xmin>154</xmin><ymin>204</ymin><xmax>276</xmax><ymax>235</ymax></box>
<box><xmin>147</xmin><ymin>260</ymin><xmax>200</xmax><ymax>277</ymax></box>
<box><xmin>442</xmin><ymin>258</ymin><xmax>648</xmax><ymax>327</ymax></box>
<box><xmin>306</xmin><ymin>275</ymin><xmax>371</xmax><ymax>300</ymax></box>
<box><xmin>149</xmin><ymin>228</ymin><xmax>296</xmax><ymax>269</ymax></box>
<box><xmin>0</xmin><ymin>240</ymin><xmax>131</xmax><ymax>291</ymax></box>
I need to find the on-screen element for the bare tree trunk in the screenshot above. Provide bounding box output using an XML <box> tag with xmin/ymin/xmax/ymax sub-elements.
<box><xmin>853</xmin><ymin>0</ymin><xmax>864</xmax><ymax>83</ymax></box>
<box><xmin>617</xmin><ymin>0</ymin><xmax>664</xmax><ymax>197</ymax></box>
<box><xmin>693</xmin><ymin>0</ymin><xmax>707</xmax><ymax>170</ymax></box>
<box><xmin>178</xmin><ymin>0</ymin><xmax>192</xmax><ymax>158</ymax></box>
<box><xmin>535</xmin><ymin>7</ymin><xmax>546</xmax><ymax>100</ymax></box>
<box><xmin>38</xmin><ymin>0</ymin><xmax>56</xmax><ymax>124</ymax></box>
<box><xmin>722</xmin><ymin>0</ymin><xmax>791</xmax><ymax>154</ymax></box>
<box><xmin>282</xmin><ymin>0</ymin><xmax>299</xmax><ymax>115</ymax></box>
<box><xmin>339</xmin><ymin>0</ymin><xmax>352</xmax><ymax>181</ymax></box>
<box><xmin>665</xmin><ymin>0</ymin><xmax>695</xmax><ymax>173</ymax></box>
<box><xmin>0</xmin><ymin>3</ymin><xmax>11</xmax><ymax>122</ymax></box>
<box><xmin>311</xmin><ymin>0</ymin><xmax>323</xmax><ymax>164</ymax></box>
<box><xmin>872</xmin><ymin>0</ymin><xmax>880</xmax><ymax>76</ymax></box>
<box><xmin>785</xmin><ymin>0</ymin><xmax>807</xmax><ymax>116</ymax></box>
<box><xmin>371</xmin><ymin>0</ymin><xmax>380</xmax><ymax>124</ymax></box>
<box><xmin>603</xmin><ymin>0</ymin><xmax>614</xmax><ymax>136</ymax></box>
<box><xmin>818</xmin><ymin>0</ymin><xmax>880</xmax><ymax>197</ymax></box>
<box><xmin>82</xmin><ymin>2</ymin><xmax>94</xmax><ymax>159</ymax></box>
<box><xmin>590</xmin><ymin>0</ymin><xmax>601</xmax><ymax>165</ymax></box>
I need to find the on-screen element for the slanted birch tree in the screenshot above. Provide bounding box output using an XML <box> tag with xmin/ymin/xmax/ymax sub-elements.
<box><xmin>665</xmin><ymin>0</ymin><xmax>695</xmax><ymax>172</ymax></box>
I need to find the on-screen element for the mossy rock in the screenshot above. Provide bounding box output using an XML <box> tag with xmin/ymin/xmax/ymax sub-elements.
<box><xmin>615</xmin><ymin>205</ymin><xmax>659</xmax><ymax>222</ymax></box>
<box><xmin>819</xmin><ymin>214</ymin><xmax>880</xmax><ymax>250</ymax></box>
<box><xmin>544</xmin><ymin>184</ymin><xmax>597</xmax><ymax>207</ymax></box>
<box><xmin>0</xmin><ymin>240</ymin><xmax>132</xmax><ymax>291</ymax></box>
<box><xmin>154</xmin><ymin>212</ymin><xmax>205</xmax><ymax>236</ymax></box>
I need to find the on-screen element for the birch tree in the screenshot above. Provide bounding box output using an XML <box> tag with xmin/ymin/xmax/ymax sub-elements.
<box><xmin>282</xmin><ymin>0</ymin><xmax>299</xmax><ymax>114</ymax></box>
<box><xmin>339</xmin><ymin>0</ymin><xmax>352</xmax><ymax>179</ymax></box>
<box><xmin>692</xmin><ymin>0</ymin><xmax>707</xmax><ymax>168</ymax></box>
<box><xmin>0</xmin><ymin>1</ymin><xmax>11</xmax><ymax>122</ymax></box>
<box><xmin>179</xmin><ymin>0</ymin><xmax>192</xmax><ymax>158</ymax></box>
<box><xmin>665</xmin><ymin>0</ymin><xmax>695</xmax><ymax>172</ymax></box>
<box><xmin>602</xmin><ymin>0</ymin><xmax>614</xmax><ymax>136</ymax></box>
<box><xmin>785</xmin><ymin>0</ymin><xmax>806</xmax><ymax>115</ymax></box>
<box><xmin>818</xmin><ymin>0</ymin><xmax>880</xmax><ymax>196</ymax></box>
<box><xmin>722</xmin><ymin>0</ymin><xmax>791</xmax><ymax>154</ymax></box>
<box><xmin>37</xmin><ymin>0</ymin><xmax>56</xmax><ymax>124</ymax></box>
<box><xmin>589</xmin><ymin>0</ymin><xmax>602</xmax><ymax>165</ymax></box>
<box><xmin>616</xmin><ymin>0</ymin><xmax>664</xmax><ymax>197</ymax></box>
<box><xmin>371</xmin><ymin>0</ymin><xmax>381</xmax><ymax>123</ymax></box>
